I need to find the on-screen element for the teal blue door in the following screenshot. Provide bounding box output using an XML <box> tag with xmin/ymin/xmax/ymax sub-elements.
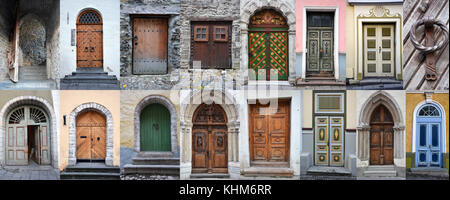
<box><xmin>415</xmin><ymin>104</ymin><xmax>442</xmax><ymax>167</ymax></box>
<box><xmin>140</xmin><ymin>104</ymin><xmax>171</xmax><ymax>151</ymax></box>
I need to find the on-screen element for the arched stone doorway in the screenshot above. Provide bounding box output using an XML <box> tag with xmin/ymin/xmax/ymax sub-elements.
<box><xmin>76</xmin><ymin>9</ymin><xmax>103</xmax><ymax>68</ymax></box>
<box><xmin>192</xmin><ymin>103</ymin><xmax>228</xmax><ymax>174</ymax></box>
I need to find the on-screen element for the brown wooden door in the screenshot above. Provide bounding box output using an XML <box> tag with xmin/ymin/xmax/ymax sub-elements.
<box><xmin>77</xmin><ymin>10</ymin><xmax>103</xmax><ymax>68</ymax></box>
<box><xmin>76</xmin><ymin>111</ymin><xmax>106</xmax><ymax>161</ymax></box>
<box><xmin>133</xmin><ymin>17</ymin><xmax>168</xmax><ymax>74</ymax></box>
<box><xmin>249</xmin><ymin>100</ymin><xmax>290</xmax><ymax>165</ymax></box>
<box><xmin>192</xmin><ymin>104</ymin><xmax>228</xmax><ymax>174</ymax></box>
<box><xmin>370</xmin><ymin>105</ymin><xmax>394</xmax><ymax>165</ymax></box>
<box><xmin>191</xmin><ymin>22</ymin><xmax>231</xmax><ymax>69</ymax></box>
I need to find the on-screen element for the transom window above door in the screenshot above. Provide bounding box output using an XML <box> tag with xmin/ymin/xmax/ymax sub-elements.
<box><xmin>191</xmin><ymin>21</ymin><xmax>232</xmax><ymax>69</ymax></box>
<box><xmin>418</xmin><ymin>105</ymin><xmax>441</xmax><ymax>117</ymax></box>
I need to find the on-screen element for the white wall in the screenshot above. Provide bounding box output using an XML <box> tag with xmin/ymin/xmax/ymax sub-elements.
<box><xmin>59</xmin><ymin>0</ymin><xmax>120</xmax><ymax>79</ymax></box>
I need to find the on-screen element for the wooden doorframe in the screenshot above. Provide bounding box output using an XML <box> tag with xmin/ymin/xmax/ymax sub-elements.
<box><xmin>248</xmin><ymin>98</ymin><xmax>291</xmax><ymax>166</ymax></box>
<box><xmin>131</xmin><ymin>15</ymin><xmax>169</xmax><ymax>75</ymax></box>
<box><xmin>301</xmin><ymin>7</ymin><xmax>340</xmax><ymax>80</ymax></box>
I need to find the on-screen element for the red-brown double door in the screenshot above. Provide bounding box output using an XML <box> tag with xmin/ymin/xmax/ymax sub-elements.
<box><xmin>370</xmin><ymin>105</ymin><xmax>394</xmax><ymax>165</ymax></box>
<box><xmin>249</xmin><ymin>100</ymin><xmax>290</xmax><ymax>165</ymax></box>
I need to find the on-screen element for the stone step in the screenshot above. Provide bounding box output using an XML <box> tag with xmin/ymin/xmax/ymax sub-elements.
<box><xmin>367</xmin><ymin>166</ymin><xmax>396</xmax><ymax>171</ymax></box>
<box><xmin>63</xmin><ymin>166</ymin><xmax>120</xmax><ymax>174</ymax></box>
<box><xmin>189</xmin><ymin>173</ymin><xmax>230</xmax><ymax>179</ymax></box>
<box><xmin>132</xmin><ymin>157</ymin><xmax>180</xmax><ymax>165</ymax></box>
<box><xmin>306</xmin><ymin>167</ymin><xmax>352</xmax><ymax>176</ymax></box>
<box><xmin>359</xmin><ymin>79</ymin><xmax>402</xmax><ymax>86</ymax></box>
<box><xmin>409</xmin><ymin>168</ymin><xmax>449</xmax><ymax>178</ymax></box>
<box><xmin>297</xmin><ymin>80</ymin><xmax>346</xmax><ymax>86</ymax></box>
<box><xmin>60</xmin><ymin>172</ymin><xmax>121</xmax><ymax>180</ymax></box>
<box><xmin>0</xmin><ymin>80</ymin><xmax>57</xmax><ymax>90</ymax></box>
<box><xmin>242</xmin><ymin>167</ymin><xmax>294</xmax><ymax>177</ymax></box>
<box><xmin>363</xmin><ymin>170</ymin><xmax>397</xmax><ymax>177</ymax></box>
<box><xmin>123</xmin><ymin>164</ymin><xmax>180</xmax><ymax>176</ymax></box>
<box><xmin>19</xmin><ymin>66</ymin><xmax>47</xmax><ymax>80</ymax></box>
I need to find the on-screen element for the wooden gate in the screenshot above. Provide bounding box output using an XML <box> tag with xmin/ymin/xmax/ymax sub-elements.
<box><xmin>77</xmin><ymin>9</ymin><xmax>103</xmax><ymax>68</ymax></box>
<box><xmin>76</xmin><ymin>111</ymin><xmax>106</xmax><ymax>161</ymax></box>
<box><xmin>133</xmin><ymin>17</ymin><xmax>168</xmax><ymax>74</ymax></box>
<box><xmin>306</xmin><ymin>12</ymin><xmax>334</xmax><ymax>76</ymax></box>
<box><xmin>192</xmin><ymin>104</ymin><xmax>228</xmax><ymax>174</ymax></box>
<box><xmin>191</xmin><ymin>21</ymin><xmax>232</xmax><ymax>69</ymax></box>
<box><xmin>249</xmin><ymin>100</ymin><xmax>290</xmax><ymax>165</ymax></box>
<box><xmin>249</xmin><ymin>9</ymin><xmax>289</xmax><ymax>81</ymax></box>
<box><xmin>370</xmin><ymin>105</ymin><xmax>394</xmax><ymax>165</ymax></box>
<box><xmin>6</xmin><ymin>106</ymin><xmax>50</xmax><ymax>166</ymax></box>
<box><xmin>140</xmin><ymin>104</ymin><xmax>171</xmax><ymax>151</ymax></box>
<box><xmin>363</xmin><ymin>24</ymin><xmax>395</xmax><ymax>77</ymax></box>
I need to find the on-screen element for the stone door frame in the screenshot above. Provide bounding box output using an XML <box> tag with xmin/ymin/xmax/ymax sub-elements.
<box><xmin>134</xmin><ymin>95</ymin><xmax>178</xmax><ymax>155</ymax></box>
<box><xmin>0</xmin><ymin>96</ymin><xmax>58</xmax><ymax>168</ymax></box>
<box><xmin>301</xmin><ymin>6</ymin><xmax>340</xmax><ymax>80</ymax></box>
<box><xmin>68</xmin><ymin>103</ymin><xmax>114</xmax><ymax>166</ymax></box>
<box><xmin>241</xmin><ymin>0</ymin><xmax>297</xmax><ymax>85</ymax></box>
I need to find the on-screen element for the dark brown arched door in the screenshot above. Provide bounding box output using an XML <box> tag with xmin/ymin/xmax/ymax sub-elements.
<box><xmin>248</xmin><ymin>9</ymin><xmax>289</xmax><ymax>81</ymax></box>
<box><xmin>370</xmin><ymin>105</ymin><xmax>394</xmax><ymax>165</ymax></box>
<box><xmin>76</xmin><ymin>111</ymin><xmax>106</xmax><ymax>161</ymax></box>
<box><xmin>192</xmin><ymin>104</ymin><xmax>228</xmax><ymax>174</ymax></box>
<box><xmin>77</xmin><ymin>9</ymin><xmax>103</xmax><ymax>68</ymax></box>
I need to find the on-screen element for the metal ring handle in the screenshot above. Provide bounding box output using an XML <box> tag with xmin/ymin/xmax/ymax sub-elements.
<box><xmin>410</xmin><ymin>18</ymin><xmax>449</xmax><ymax>54</ymax></box>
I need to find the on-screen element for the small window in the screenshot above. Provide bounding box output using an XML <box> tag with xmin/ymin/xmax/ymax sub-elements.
<box><xmin>213</xmin><ymin>26</ymin><xmax>228</xmax><ymax>42</ymax></box>
<box><xmin>418</xmin><ymin>105</ymin><xmax>440</xmax><ymax>117</ymax></box>
<box><xmin>194</xmin><ymin>25</ymin><xmax>208</xmax><ymax>42</ymax></box>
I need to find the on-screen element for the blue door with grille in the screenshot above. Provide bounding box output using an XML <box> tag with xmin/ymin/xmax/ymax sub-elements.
<box><xmin>415</xmin><ymin>104</ymin><xmax>443</xmax><ymax>168</ymax></box>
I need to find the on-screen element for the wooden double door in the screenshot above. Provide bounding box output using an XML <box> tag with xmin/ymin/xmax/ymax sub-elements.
<box><xmin>192</xmin><ymin>104</ymin><xmax>228</xmax><ymax>174</ymax></box>
<box><xmin>314</xmin><ymin>116</ymin><xmax>344</xmax><ymax>166</ymax></box>
<box><xmin>77</xmin><ymin>10</ymin><xmax>103</xmax><ymax>68</ymax></box>
<box><xmin>363</xmin><ymin>24</ymin><xmax>395</xmax><ymax>77</ymax></box>
<box><xmin>140</xmin><ymin>103</ymin><xmax>171</xmax><ymax>151</ymax></box>
<box><xmin>370</xmin><ymin>105</ymin><xmax>394</xmax><ymax>165</ymax></box>
<box><xmin>76</xmin><ymin>111</ymin><xmax>106</xmax><ymax>161</ymax></box>
<box><xmin>249</xmin><ymin>100</ymin><xmax>290</xmax><ymax>165</ymax></box>
<box><xmin>133</xmin><ymin>17</ymin><xmax>168</xmax><ymax>74</ymax></box>
<box><xmin>416</xmin><ymin>105</ymin><xmax>442</xmax><ymax>167</ymax></box>
<box><xmin>6</xmin><ymin>106</ymin><xmax>50</xmax><ymax>166</ymax></box>
<box><xmin>306</xmin><ymin>12</ymin><xmax>334</xmax><ymax>76</ymax></box>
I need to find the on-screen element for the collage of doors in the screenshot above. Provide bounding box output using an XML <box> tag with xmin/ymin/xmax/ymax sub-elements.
<box><xmin>0</xmin><ymin>0</ymin><xmax>448</xmax><ymax>180</ymax></box>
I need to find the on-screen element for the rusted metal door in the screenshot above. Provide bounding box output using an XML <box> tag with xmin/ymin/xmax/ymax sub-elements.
<box><xmin>191</xmin><ymin>21</ymin><xmax>232</xmax><ymax>69</ymax></box>
<box><xmin>192</xmin><ymin>104</ymin><xmax>228</xmax><ymax>174</ymax></box>
<box><xmin>133</xmin><ymin>17</ymin><xmax>168</xmax><ymax>74</ymax></box>
<box><xmin>370</xmin><ymin>105</ymin><xmax>394</xmax><ymax>165</ymax></box>
<box><xmin>77</xmin><ymin>10</ymin><xmax>103</xmax><ymax>68</ymax></box>
<box><xmin>249</xmin><ymin>100</ymin><xmax>290</xmax><ymax>165</ymax></box>
<box><xmin>76</xmin><ymin>111</ymin><xmax>106</xmax><ymax>161</ymax></box>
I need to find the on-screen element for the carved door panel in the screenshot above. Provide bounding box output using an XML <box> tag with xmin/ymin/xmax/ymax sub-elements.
<box><xmin>76</xmin><ymin>111</ymin><xmax>106</xmax><ymax>161</ymax></box>
<box><xmin>39</xmin><ymin>125</ymin><xmax>51</xmax><ymax>165</ymax></box>
<box><xmin>364</xmin><ymin>24</ymin><xmax>395</xmax><ymax>77</ymax></box>
<box><xmin>192</xmin><ymin>104</ymin><xmax>228</xmax><ymax>174</ymax></box>
<box><xmin>77</xmin><ymin>10</ymin><xmax>103</xmax><ymax>68</ymax></box>
<box><xmin>306</xmin><ymin>13</ymin><xmax>334</xmax><ymax>75</ymax></box>
<box><xmin>370</xmin><ymin>105</ymin><xmax>394</xmax><ymax>165</ymax></box>
<box><xmin>250</xmin><ymin>101</ymin><xmax>290</xmax><ymax>164</ymax></box>
<box><xmin>314</xmin><ymin>116</ymin><xmax>344</xmax><ymax>166</ymax></box>
<box><xmin>191</xmin><ymin>22</ymin><xmax>231</xmax><ymax>69</ymax></box>
<box><xmin>133</xmin><ymin>17</ymin><xmax>168</xmax><ymax>74</ymax></box>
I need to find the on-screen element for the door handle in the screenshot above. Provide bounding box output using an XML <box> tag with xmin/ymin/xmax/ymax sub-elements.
<box><xmin>379</xmin><ymin>46</ymin><xmax>381</xmax><ymax>53</ymax></box>
<box><xmin>84</xmin><ymin>47</ymin><xmax>89</xmax><ymax>52</ymax></box>
<box><xmin>90</xmin><ymin>47</ymin><xmax>95</xmax><ymax>52</ymax></box>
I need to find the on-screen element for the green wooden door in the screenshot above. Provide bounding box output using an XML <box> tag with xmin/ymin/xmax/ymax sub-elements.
<box><xmin>140</xmin><ymin>104</ymin><xmax>171</xmax><ymax>151</ymax></box>
<box><xmin>249</xmin><ymin>28</ymin><xmax>289</xmax><ymax>81</ymax></box>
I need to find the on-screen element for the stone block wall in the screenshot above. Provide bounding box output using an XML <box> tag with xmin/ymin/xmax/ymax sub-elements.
<box><xmin>0</xmin><ymin>0</ymin><xmax>15</xmax><ymax>81</ymax></box>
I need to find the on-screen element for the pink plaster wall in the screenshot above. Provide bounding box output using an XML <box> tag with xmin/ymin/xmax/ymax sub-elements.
<box><xmin>296</xmin><ymin>0</ymin><xmax>346</xmax><ymax>53</ymax></box>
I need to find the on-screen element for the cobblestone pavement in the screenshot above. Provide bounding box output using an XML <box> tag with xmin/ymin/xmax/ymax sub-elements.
<box><xmin>301</xmin><ymin>175</ymin><xmax>357</xmax><ymax>180</ymax></box>
<box><xmin>0</xmin><ymin>161</ymin><xmax>59</xmax><ymax>180</ymax></box>
<box><xmin>121</xmin><ymin>174</ymin><xmax>179</xmax><ymax>180</ymax></box>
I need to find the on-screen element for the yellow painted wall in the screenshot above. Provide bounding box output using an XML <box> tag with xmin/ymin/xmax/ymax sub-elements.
<box><xmin>345</xmin><ymin>3</ymin><xmax>355</xmax><ymax>79</ymax></box>
<box><xmin>0</xmin><ymin>91</ymin><xmax>53</xmax><ymax>107</ymax></box>
<box><xmin>120</xmin><ymin>90</ymin><xmax>180</xmax><ymax>148</ymax></box>
<box><xmin>406</xmin><ymin>93</ymin><xmax>449</xmax><ymax>153</ymax></box>
<box><xmin>346</xmin><ymin>90</ymin><xmax>356</xmax><ymax>129</ymax></box>
<box><xmin>302</xmin><ymin>90</ymin><xmax>313</xmax><ymax>128</ymax></box>
<box><xmin>59</xmin><ymin>90</ymin><xmax>121</xmax><ymax>170</ymax></box>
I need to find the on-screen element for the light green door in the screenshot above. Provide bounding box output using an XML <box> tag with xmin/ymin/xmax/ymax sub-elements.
<box><xmin>364</xmin><ymin>24</ymin><xmax>395</xmax><ymax>77</ymax></box>
<box><xmin>140</xmin><ymin>104</ymin><xmax>171</xmax><ymax>151</ymax></box>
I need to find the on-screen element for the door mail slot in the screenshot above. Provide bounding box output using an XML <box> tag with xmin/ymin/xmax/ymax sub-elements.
<box><xmin>80</xmin><ymin>136</ymin><xmax>87</xmax><ymax>139</ymax></box>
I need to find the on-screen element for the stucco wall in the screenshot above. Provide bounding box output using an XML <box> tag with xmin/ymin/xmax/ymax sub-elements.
<box><xmin>59</xmin><ymin>90</ymin><xmax>120</xmax><ymax>170</ymax></box>
<box><xmin>59</xmin><ymin>0</ymin><xmax>120</xmax><ymax>79</ymax></box>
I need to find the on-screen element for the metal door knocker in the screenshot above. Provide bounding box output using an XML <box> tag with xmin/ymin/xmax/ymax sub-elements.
<box><xmin>410</xmin><ymin>17</ymin><xmax>449</xmax><ymax>81</ymax></box>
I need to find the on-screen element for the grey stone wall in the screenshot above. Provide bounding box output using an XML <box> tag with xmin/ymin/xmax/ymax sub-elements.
<box><xmin>178</xmin><ymin>0</ymin><xmax>242</xmax><ymax>89</ymax></box>
<box><xmin>120</xmin><ymin>0</ymin><xmax>181</xmax><ymax>90</ymax></box>
<box><xmin>0</xmin><ymin>0</ymin><xmax>15</xmax><ymax>81</ymax></box>
<box><xmin>19</xmin><ymin>17</ymin><xmax>46</xmax><ymax>66</ymax></box>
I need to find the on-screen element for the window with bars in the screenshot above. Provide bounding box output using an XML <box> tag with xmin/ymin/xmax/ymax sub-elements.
<box><xmin>78</xmin><ymin>11</ymin><xmax>102</xmax><ymax>24</ymax></box>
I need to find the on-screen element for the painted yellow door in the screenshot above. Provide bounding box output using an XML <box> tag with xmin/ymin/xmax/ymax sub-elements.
<box><xmin>364</xmin><ymin>24</ymin><xmax>395</xmax><ymax>77</ymax></box>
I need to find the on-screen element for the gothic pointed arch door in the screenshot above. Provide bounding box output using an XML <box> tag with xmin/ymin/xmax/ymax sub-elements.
<box><xmin>370</xmin><ymin>105</ymin><xmax>394</xmax><ymax>165</ymax></box>
<box><xmin>249</xmin><ymin>9</ymin><xmax>289</xmax><ymax>81</ymax></box>
<box><xmin>192</xmin><ymin>104</ymin><xmax>228</xmax><ymax>174</ymax></box>
<box><xmin>77</xmin><ymin>9</ymin><xmax>103</xmax><ymax>68</ymax></box>
<box><xmin>76</xmin><ymin>111</ymin><xmax>106</xmax><ymax>162</ymax></box>
<box><xmin>6</xmin><ymin>106</ymin><xmax>50</xmax><ymax>166</ymax></box>
<box><xmin>140</xmin><ymin>103</ymin><xmax>171</xmax><ymax>151</ymax></box>
<box><xmin>415</xmin><ymin>104</ymin><xmax>443</xmax><ymax>168</ymax></box>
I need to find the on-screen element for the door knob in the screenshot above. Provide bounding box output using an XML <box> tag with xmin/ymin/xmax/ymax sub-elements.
<box><xmin>97</xmin><ymin>137</ymin><xmax>100</xmax><ymax>141</ymax></box>
<box><xmin>84</xmin><ymin>47</ymin><xmax>89</xmax><ymax>52</ymax></box>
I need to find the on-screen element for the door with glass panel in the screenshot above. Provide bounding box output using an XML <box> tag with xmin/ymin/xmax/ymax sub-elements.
<box><xmin>363</xmin><ymin>24</ymin><xmax>395</xmax><ymax>77</ymax></box>
<box><xmin>415</xmin><ymin>104</ymin><xmax>442</xmax><ymax>167</ymax></box>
